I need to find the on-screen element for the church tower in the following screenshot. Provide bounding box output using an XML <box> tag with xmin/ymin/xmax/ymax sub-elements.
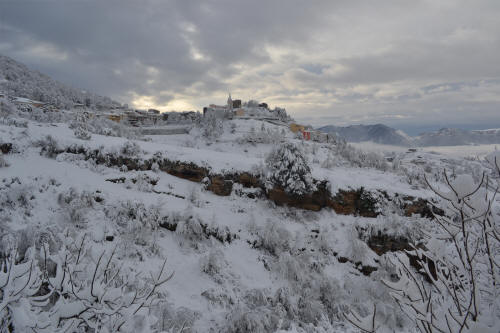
<box><xmin>227</xmin><ymin>93</ymin><xmax>233</xmax><ymax>111</ymax></box>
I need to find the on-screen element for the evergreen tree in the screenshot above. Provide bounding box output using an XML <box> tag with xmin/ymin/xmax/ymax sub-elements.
<box><xmin>265</xmin><ymin>142</ymin><xmax>315</xmax><ymax>195</ymax></box>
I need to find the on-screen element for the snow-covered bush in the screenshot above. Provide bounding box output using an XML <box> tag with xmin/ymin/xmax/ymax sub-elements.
<box><xmin>342</xmin><ymin>227</ymin><xmax>370</xmax><ymax>264</ymax></box>
<box><xmin>0</xmin><ymin>178</ymin><xmax>35</xmax><ymax>216</ymax></box>
<box><xmin>226</xmin><ymin>303</ymin><xmax>281</xmax><ymax>333</ymax></box>
<box><xmin>201</xmin><ymin>113</ymin><xmax>223</xmax><ymax>141</ymax></box>
<box><xmin>265</xmin><ymin>142</ymin><xmax>316</xmax><ymax>196</ymax></box>
<box><xmin>0</xmin><ymin>152</ymin><xmax>8</xmax><ymax>167</ymax></box>
<box><xmin>0</xmin><ymin>98</ymin><xmax>17</xmax><ymax>117</ymax></box>
<box><xmin>0</xmin><ymin>116</ymin><xmax>28</xmax><ymax>128</ymax></box>
<box><xmin>200</xmin><ymin>248</ymin><xmax>228</xmax><ymax>284</ymax></box>
<box><xmin>120</xmin><ymin>140</ymin><xmax>141</xmax><ymax>157</ymax></box>
<box><xmin>71</xmin><ymin>112</ymin><xmax>91</xmax><ymax>140</ymax></box>
<box><xmin>250</xmin><ymin>219</ymin><xmax>291</xmax><ymax>256</ymax></box>
<box><xmin>175</xmin><ymin>210</ymin><xmax>205</xmax><ymax>245</ymax></box>
<box><xmin>125</xmin><ymin>173</ymin><xmax>158</xmax><ymax>192</ymax></box>
<box><xmin>37</xmin><ymin>135</ymin><xmax>61</xmax><ymax>158</ymax></box>
<box><xmin>58</xmin><ymin>187</ymin><xmax>96</xmax><ymax>227</ymax></box>
<box><xmin>188</xmin><ymin>185</ymin><xmax>204</xmax><ymax>208</ymax></box>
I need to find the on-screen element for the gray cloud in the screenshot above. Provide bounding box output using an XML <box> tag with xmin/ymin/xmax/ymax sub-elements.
<box><xmin>1</xmin><ymin>0</ymin><xmax>499</xmax><ymax>130</ymax></box>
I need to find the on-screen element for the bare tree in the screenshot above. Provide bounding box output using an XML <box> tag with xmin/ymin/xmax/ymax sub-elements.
<box><xmin>381</xmin><ymin>155</ymin><xmax>499</xmax><ymax>333</ymax></box>
<box><xmin>1</xmin><ymin>234</ymin><xmax>173</xmax><ymax>332</ymax></box>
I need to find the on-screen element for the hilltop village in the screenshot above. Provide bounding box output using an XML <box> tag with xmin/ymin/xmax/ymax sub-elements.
<box><xmin>1</xmin><ymin>90</ymin><xmax>332</xmax><ymax>142</ymax></box>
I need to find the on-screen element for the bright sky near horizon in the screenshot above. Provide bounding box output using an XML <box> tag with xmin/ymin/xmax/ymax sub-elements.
<box><xmin>1</xmin><ymin>0</ymin><xmax>499</xmax><ymax>133</ymax></box>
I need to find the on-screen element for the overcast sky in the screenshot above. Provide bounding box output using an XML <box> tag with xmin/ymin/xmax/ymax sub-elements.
<box><xmin>1</xmin><ymin>0</ymin><xmax>499</xmax><ymax>134</ymax></box>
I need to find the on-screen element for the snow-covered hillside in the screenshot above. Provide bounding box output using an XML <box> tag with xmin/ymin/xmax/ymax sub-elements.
<box><xmin>1</xmin><ymin>97</ymin><xmax>499</xmax><ymax>332</ymax></box>
<box><xmin>0</xmin><ymin>54</ymin><xmax>120</xmax><ymax>110</ymax></box>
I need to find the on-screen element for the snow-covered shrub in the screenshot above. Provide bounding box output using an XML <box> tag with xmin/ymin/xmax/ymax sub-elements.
<box><xmin>120</xmin><ymin>140</ymin><xmax>141</xmax><ymax>157</ymax></box>
<box><xmin>276</xmin><ymin>252</ymin><xmax>307</xmax><ymax>282</ymax></box>
<box><xmin>251</xmin><ymin>219</ymin><xmax>291</xmax><ymax>256</ymax></box>
<box><xmin>108</xmin><ymin>200</ymin><xmax>161</xmax><ymax>231</ymax></box>
<box><xmin>0</xmin><ymin>152</ymin><xmax>8</xmax><ymax>167</ymax></box>
<box><xmin>151</xmin><ymin>161</ymin><xmax>159</xmax><ymax>173</ymax></box>
<box><xmin>225</xmin><ymin>304</ymin><xmax>281</xmax><ymax>333</ymax></box>
<box><xmin>188</xmin><ymin>185</ymin><xmax>204</xmax><ymax>207</ymax></box>
<box><xmin>152</xmin><ymin>302</ymin><xmax>200</xmax><ymax>333</ymax></box>
<box><xmin>72</xmin><ymin>111</ymin><xmax>91</xmax><ymax>140</ymax></box>
<box><xmin>175</xmin><ymin>210</ymin><xmax>204</xmax><ymax>243</ymax></box>
<box><xmin>0</xmin><ymin>98</ymin><xmax>17</xmax><ymax>117</ymax></box>
<box><xmin>342</xmin><ymin>227</ymin><xmax>370</xmax><ymax>264</ymax></box>
<box><xmin>201</xmin><ymin>113</ymin><xmax>223</xmax><ymax>141</ymax></box>
<box><xmin>57</xmin><ymin>188</ymin><xmax>96</xmax><ymax>227</ymax></box>
<box><xmin>265</xmin><ymin>142</ymin><xmax>316</xmax><ymax>196</ymax></box>
<box><xmin>0</xmin><ymin>116</ymin><xmax>28</xmax><ymax>128</ymax></box>
<box><xmin>37</xmin><ymin>135</ymin><xmax>61</xmax><ymax>158</ymax></box>
<box><xmin>360</xmin><ymin>213</ymin><xmax>424</xmax><ymax>243</ymax></box>
<box><xmin>200</xmin><ymin>248</ymin><xmax>228</xmax><ymax>283</ymax></box>
<box><xmin>0</xmin><ymin>178</ymin><xmax>35</xmax><ymax>216</ymax></box>
<box><xmin>125</xmin><ymin>173</ymin><xmax>158</xmax><ymax>192</ymax></box>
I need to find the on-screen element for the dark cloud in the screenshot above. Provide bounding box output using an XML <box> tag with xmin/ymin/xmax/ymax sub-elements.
<box><xmin>1</xmin><ymin>0</ymin><xmax>499</xmax><ymax>129</ymax></box>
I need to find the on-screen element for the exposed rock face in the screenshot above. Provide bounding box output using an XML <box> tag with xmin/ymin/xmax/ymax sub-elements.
<box><xmin>237</xmin><ymin>172</ymin><xmax>262</xmax><ymax>188</ymax></box>
<box><xmin>366</xmin><ymin>231</ymin><xmax>412</xmax><ymax>256</ymax></box>
<box><xmin>401</xmin><ymin>196</ymin><xmax>444</xmax><ymax>218</ymax></box>
<box><xmin>329</xmin><ymin>188</ymin><xmax>379</xmax><ymax>217</ymax></box>
<box><xmin>159</xmin><ymin>161</ymin><xmax>208</xmax><ymax>182</ymax></box>
<box><xmin>267</xmin><ymin>187</ymin><xmax>323</xmax><ymax>211</ymax></box>
<box><xmin>0</xmin><ymin>143</ymin><xmax>12</xmax><ymax>154</ymax></box>
<box><xmin>266</xmin><ymin>184</ymin><xmax>380</xmax><ymax>217</ymax></box>
<box><xmin>365</xmin><ymin>231</ymin><xmax>437</xmax><ymax>282</ymax></box>
<box><xmin>55</xmin><ymin>144</ymin><xmax>439</xmax><ymax>218</ymax></box>
<box><xmin>206</xmin><ymin>176</ymin><xmax>233</xmax><ymax>196</ymax></box>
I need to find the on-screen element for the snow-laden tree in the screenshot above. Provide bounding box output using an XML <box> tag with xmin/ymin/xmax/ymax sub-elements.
<box><xmin>265</xmin><ymin>142</ymin><xmax>316</xmax><ymax>196</ymax></box>
<box><xmin>72</xmin><ymin>112</ymin><xmax>91</xmax><ymax>140</ymax></box>
<box><xmin>0</xmin><ymin>152</ymin><xmax>8</xmax><ymax>168</ymax></box>
<box><xmin>201</xmin><ymin>113</ymin><xmax>223</xmax><ymax>141</ymax></box>
<box><xmin>0</xmin><ymin>234</ymin><xmax>173</xmax><ymax>332</ymax></box>
<box><xmin>371</xmin><ymin>154</ymin><xmax>500</xmax><ymax>333</ymax></box>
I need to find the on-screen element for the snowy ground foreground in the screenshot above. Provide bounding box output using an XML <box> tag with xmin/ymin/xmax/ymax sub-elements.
<box><xmin>1</xmin><ymin>115</ymin><xmax>498</xmax><ymax>332</ymax></box>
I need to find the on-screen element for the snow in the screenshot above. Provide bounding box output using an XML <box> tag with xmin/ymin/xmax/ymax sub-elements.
<box><xmin>1</xmin><ymin>112</ymin><xmax>498</xmax><ymax>332</ymax></box>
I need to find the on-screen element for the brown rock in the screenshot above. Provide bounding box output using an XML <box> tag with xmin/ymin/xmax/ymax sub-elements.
<box><xmin>0</xmin><ymin>143</ymin><xmax>13</xmax><ymax>154</ymax></box>
<box><xmin>402</xmin><ymin>197</ymin><xmax>444</xmax><ymax>218</ymax></box>
<box><xmin>162</xmin><ymin>162</ymin><xmax>208</xmax><ymax>182</ymax></box>
<box><xmin>238</xmin><ymin>172</ymin><xmax>261</xmax><ymax>188</ymax></box>
<box><xmin>328</xmin><ymin>188</ymin><xmax>379</xmax><ymax>217</ymax></box>
<box><xmin>207</xmin><ymin>176</ymin><xmax>233</xmax><ymax>196</ymax></box>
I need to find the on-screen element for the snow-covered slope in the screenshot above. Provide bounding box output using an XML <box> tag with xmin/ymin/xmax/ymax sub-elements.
<box><xmin>0</xmin><ymin>54</ymin><xmax>120</xmax><ymax>109</ymax></box>
<box><xmin>2</xmin><ymin>107</ymin><xmax>498</xmax><ymax>332</ymax></box>
<box><xmin>1</xmin><ymin>57</ymin><xmax>499</xmax><ymax>331</ymax></box>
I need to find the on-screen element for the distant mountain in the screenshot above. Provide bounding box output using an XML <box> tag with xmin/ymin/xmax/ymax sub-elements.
<box><xmin>317</xmin><ymin>124</ymin><xmax>413</xmax><ymax>146</ymax></box>
<box><xmin>0</xmin><ymin>54</ymin><xmax>120</xmax><ymax>109</ymax></box>
<box><xmin>416</xmin><ymin>127</ymin><xmax>500</xmax><ymax>146</ymax></box>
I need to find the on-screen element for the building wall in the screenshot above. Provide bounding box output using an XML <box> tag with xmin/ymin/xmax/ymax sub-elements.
<box><xmin>289</xmin><ymin>123</ymin><xmax>305</xmax><ymax>133</ymax></box>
